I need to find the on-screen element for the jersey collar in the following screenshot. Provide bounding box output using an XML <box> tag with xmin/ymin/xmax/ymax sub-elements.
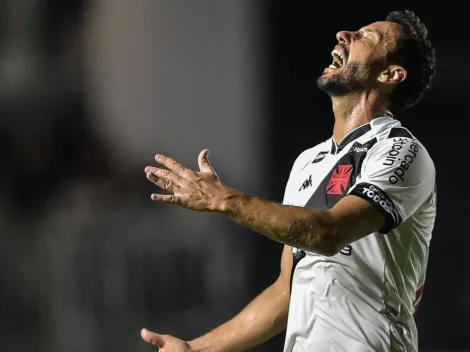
<box><xmin>330</xmin><ymin>110</ymin><xmax>396</xmax><ymax>154</ymax></box>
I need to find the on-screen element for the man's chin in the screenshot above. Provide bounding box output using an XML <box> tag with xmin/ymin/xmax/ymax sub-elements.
<box><xmin>318</xmin><ymin>67</ymin><xmax>346</xmax><ymax>86</ymax></box>
<box><xmin>316</xmin><ymin>75</ymin><xmax>350</xmax><ymax>97</ymax></box>
<box><xmin>316</xmin><ymin>75</ymin><xmax>336</xmax><ymax>92</ymax></box>
<box><xmin>317</xmin><ymin>61</ymin><xmax>369</xmax><ymax>96</ymax></box>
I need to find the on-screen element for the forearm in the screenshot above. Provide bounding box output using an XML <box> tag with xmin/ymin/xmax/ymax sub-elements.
<box><xmin>219</xmin><ymin>191</ymin><xmax>340</xmax><ymax>255</ymax></box>
<box><xmin>188</xmin><ymin>280</ymin><xmax>290</xmax><ymax>352</ymax></box>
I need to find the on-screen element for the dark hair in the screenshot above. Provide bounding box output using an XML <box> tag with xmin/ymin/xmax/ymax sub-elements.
<box><xmin>385</xmin><ymin>10</ymin><xmax>436</xmax><ymax>114</ymax></box>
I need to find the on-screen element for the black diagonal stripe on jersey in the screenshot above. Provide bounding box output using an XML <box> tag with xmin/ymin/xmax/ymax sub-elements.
<box><xmin>350</xmin><ymin>182</ymin><xmax>403</xmax><ymax>233</ymax></box>
<box><xmin>331</xmin><ymin>124</ymin><xmax>372</xmax><ymax>154</ymax></box>
<box><xmin>306</xmin><ymin>138</ymin><xmax>377</xmax><ymax>210</ymax></box>
<box><xmin>388</xmin><ymin>127</ymin><xmax>413</xmax><ymax>139</ymax></box>
<box><xmin>290</xmin><ymin>249</ymin><xmax>306</xmax><ymax>290</ymax></box>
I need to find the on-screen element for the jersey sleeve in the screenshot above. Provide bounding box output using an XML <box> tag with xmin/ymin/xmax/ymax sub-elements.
<box><xmin>348</xmin><ymin>136</ymin><xmax>435</xmax><ymax>234</ymax></box>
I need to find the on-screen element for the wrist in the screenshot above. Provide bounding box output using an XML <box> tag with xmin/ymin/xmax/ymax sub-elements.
<box><xmin>187</xmin><ymin>339</ymin><xmax>210</xmax><ymax>352</ymax></box>
<box><xmin>214</xmin><ymin>187</ymin><xmax>246</xmax><ymax>214</ymax></box>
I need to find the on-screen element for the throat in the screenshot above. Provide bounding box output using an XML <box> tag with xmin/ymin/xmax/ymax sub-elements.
<box><xmin>331</xmin><ymin>96</ymin><xmax>388</xmax><ymax>144</ymax></box>
<box><xmin>333</xmin><ymin>117</ymin><xmax>370</xmax><ymax>146</ymax></box>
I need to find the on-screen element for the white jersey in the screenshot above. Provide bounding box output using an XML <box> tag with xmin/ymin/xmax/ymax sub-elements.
<box><xmin>282</xmin><ymin>114</ymin><xmax>436</xmax><ymax>352</ymax></box>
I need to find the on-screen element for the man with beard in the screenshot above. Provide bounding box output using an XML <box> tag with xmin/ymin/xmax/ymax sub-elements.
<box><xmin>141</xmin><ymin>9</ymin><xmax>436</xmax><ymax>352</ymax></box>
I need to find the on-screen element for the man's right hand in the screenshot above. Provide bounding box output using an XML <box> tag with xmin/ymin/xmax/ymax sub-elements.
<box><xmin>140</xmin><ymin>246</ymin><xmax>292</xmax><ymax>352</ymax></box>
<box><xmin>141</xmin><ymin>328</ymin><xmax>194</xmax><ymax>351</ymax></box>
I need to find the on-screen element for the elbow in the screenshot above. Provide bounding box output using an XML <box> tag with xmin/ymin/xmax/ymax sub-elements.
<box><xmin>297</xmin><ymin>211</ymin><xmax>343</xmax><ymax>256</ymax></box>
<box><xmin>308</xmin><ymin>232</ymin><xmax>342</xmax><ymax>257</ymax></box>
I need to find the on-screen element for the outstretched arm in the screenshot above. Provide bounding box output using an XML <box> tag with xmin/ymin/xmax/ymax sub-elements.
<box><xmin>142</xmin><ymin>245</ymin><xmax>293</xmax><ymax>352</ymax></box>
<box><xmin>222</xmin><ymin>190</ymin><xmax>384</xmax><ymax>256</ymax></box>
<box><xmin>144</xmin><ymin>150</ymin><xmax>384</xmax><ymax>256</ymax></box>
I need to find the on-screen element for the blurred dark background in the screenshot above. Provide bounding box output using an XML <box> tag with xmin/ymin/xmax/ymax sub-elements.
<box><xmin>0</xmin><ymin>1</ymin><xmax>467</xmax><ymax>351</ymax></box>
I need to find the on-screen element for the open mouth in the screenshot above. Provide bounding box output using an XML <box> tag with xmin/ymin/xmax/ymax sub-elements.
<box><xmin>329</xmin><ymin>48</ymin><xmax>346</xmax><ymax>69</ymax></box>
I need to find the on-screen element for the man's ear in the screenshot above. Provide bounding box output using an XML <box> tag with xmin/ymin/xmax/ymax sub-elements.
<box><xmin>378</xmin><ymin>65</ymin><xmax>407</xmax><ymax>85</ymax></box>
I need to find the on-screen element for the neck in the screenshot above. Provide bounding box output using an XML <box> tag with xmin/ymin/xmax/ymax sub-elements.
<box><xmin>331</xmin><ymin>91</ymin><xmax>389</xmax><ymax>144</ymax></box>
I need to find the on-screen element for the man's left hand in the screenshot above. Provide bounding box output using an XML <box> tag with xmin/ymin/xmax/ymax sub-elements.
<box><xmin>141</xmin><ymin>328</ymin><xmax>194</xmax><ymax>352</ymax></box>
<box><xmin>144</xmin><ymin>149</ymin><xmax>233</xmax><ymax>212</ymax></box>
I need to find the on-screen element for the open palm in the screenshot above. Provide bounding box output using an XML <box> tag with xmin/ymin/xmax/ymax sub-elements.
<box><xmin>141</xmin><ymin>329</ymin><xmax>194</xmax><ymax>352</ymax></box>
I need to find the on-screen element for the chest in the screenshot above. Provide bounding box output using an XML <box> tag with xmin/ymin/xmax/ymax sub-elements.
<box><xmin>287</xmin><ymin>139</ymin><xmax>377</xmax><ymax>210</ymax></box>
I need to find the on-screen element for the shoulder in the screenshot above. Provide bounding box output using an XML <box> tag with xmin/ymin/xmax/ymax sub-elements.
<box><xmin>370</xmin><ymin>125</ymin><xmax>433</xmax><ymax>162</ymax></box>
<box><xmin>364</xmin><ymin>127</ymin><xmax>435</xmax><ymax>184</ymax></box>
<box><xmin>291</xmin><ymin>139</ymin><xmax>332</xmax><ymax>172</ymax></box>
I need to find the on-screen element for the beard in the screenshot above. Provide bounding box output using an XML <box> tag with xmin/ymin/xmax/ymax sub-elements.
<box><xmin>316</xmin><ymin>61</ymin><xmax>372</xmax><ymax>97</ymax></box>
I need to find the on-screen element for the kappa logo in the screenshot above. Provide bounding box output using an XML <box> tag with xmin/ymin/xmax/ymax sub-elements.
<box><xmin>298</xmin><ymin>175</ymin><xmax>313</xmax><ymax>191</ymax></box>
<box><xmin>326</xmin><ymin>165</ymin><xmax>353</xmax><ymax>195</ymax></box>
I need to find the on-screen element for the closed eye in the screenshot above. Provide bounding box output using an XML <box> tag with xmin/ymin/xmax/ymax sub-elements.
<box><xmin>359</xmin><ymin>29</ymin><xmax>381</xmax><ymax>41</ymax></box>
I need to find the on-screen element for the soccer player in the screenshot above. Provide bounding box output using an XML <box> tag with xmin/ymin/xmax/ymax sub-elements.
<box><xmin>141</xmin><ymin>9</ymin><xmax>436</xmax><ymax>352</ymax></box>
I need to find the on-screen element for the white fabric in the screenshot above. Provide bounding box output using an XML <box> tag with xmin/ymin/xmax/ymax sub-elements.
<box><xmin>282</xmin><ymin>116</ymin><xmax>436</xmax><ymax>352</ymax></box>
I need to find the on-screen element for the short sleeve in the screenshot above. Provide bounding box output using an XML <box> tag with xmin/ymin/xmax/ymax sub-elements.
<box><xmin>348</xmin><ymin>136</ymin><xmax>435</xmax><ymax>234</ymax></box>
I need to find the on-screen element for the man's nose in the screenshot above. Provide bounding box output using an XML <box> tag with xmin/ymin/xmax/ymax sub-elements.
<box><xmin>336</xmin><ymin>31</ymin><xmax>354</xmax><ymax>45</ymax></box>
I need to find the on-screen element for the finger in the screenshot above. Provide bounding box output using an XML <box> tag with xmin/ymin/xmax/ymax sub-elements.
<box><xmin>141</xmin><ymin>328</ymin><xmax>165</xmax><ymax>347</ymax></box>
<box><xmin>146</xmin><ymin>172</ymin><xmax>180</xmax><ymax>193</ymax></box>
<box><xmin>151</xmin><ymin>193</ymin><xmax>181</xmax><ymax>205</ymax></box>
<box><xmin>198</xmin><ymin>149</ymin><xmax>214</xmax><ymax>174</ymax></box>
<box><xmin>154</xmin><ymin>154</ymin><xmax>194</xmax><ymax>178</ymax></box>
<box><xmin>144</xmin><ymin>170</ymin><xmax>167</xmax><ymax>189</ymax></box>
<box><xmin>145</xmin><ymin>167</ymin><xmax>185</xmax><ymax>187</ymax></box>
<box><xmin>198</xmin><ymin>149</ymin><xmax>219</xmax><ymax>179</ymax></box>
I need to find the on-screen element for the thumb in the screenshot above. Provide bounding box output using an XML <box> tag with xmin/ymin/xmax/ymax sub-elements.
<box><xmin>198</xmin><ymin>149</ymin><xmax>215</xmax><ymax>174</ymax></box>
<box><xmin>141</xmin><ymin>328</ymin><xmax>165</xmax><ymax>348</ymax></box>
